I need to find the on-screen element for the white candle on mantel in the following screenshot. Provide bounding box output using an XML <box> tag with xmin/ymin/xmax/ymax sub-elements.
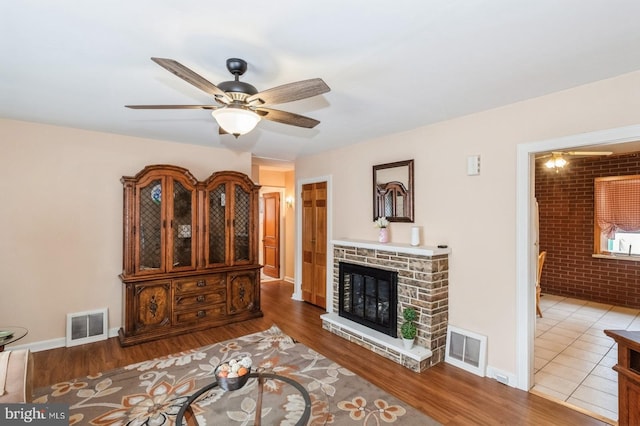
<box><xmin>411</xmin><ymin>226</ymin><xmax>420</xmax><ymax>246</ymax></box>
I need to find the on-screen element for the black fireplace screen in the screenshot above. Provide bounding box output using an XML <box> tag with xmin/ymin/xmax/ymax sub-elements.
<box><xmin>339</xmin><ymin>262</ymin><xmax>398</xmax><ymax>337</ymax></box>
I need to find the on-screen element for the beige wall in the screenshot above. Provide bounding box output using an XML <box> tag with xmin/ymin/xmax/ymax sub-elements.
<box><xmin>0</xmin><ymin>119</ymin><xmax>251</xmax><ymax>346</ymax></box>
<box><xmin>258</xmin><ymin>169</ymin><xmax>286</xmax><ymax>187</ymax></box>
<box><xmin>295</xmin><ymin>70</ymin><xmax>640</xmax><ymax>376</ymax></box>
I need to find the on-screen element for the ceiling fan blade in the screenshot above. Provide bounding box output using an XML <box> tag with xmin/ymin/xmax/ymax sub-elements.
<box><xmin>125</xmin><ymin>104</ymin><xmax>218</xmax><ymax>110</ymax></box>
<box><xmin>247</xmin><ymin>78</ymin><xmax>330</xmax><ymax>106</ymax></box>
<box><xmin>255</xmin><ymin>107</ymin><xmax>320</xmax><ymax>128</ymax></box>
<box><xmin>151</xmin><ymin>57</ymin><xmax>231</xmax><ymax>104</ymax></box>
<box><xmin>537</xmin><ymin>150</ymin><xmax>613</xmax><ymax>159</ymax></box>
<box><xmin>564</xmin><ymin>151</ymin><xmax>613</xmax><ymax>156</ymax></box>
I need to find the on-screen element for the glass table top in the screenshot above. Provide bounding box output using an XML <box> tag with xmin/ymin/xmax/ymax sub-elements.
<box><xmin>0</xmin><ymin>326</ymin><xmax>28</xmax><ymax>349</ymax></box>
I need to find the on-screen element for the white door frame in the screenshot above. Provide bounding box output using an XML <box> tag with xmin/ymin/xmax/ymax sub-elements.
<box><xmin>293</xmin><ymin>175</ymin><xmax>333</xmax><ymax>305</ymax></box>
<box><xmin>516</xmin><ymin>124</ymin><xmax>640</xmax><ymax>390</ymax></box>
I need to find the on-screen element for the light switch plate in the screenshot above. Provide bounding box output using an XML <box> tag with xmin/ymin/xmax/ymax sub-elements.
<box><xmin>467</xmin><ymin>155</ymin><xmax>480</xmax><ymax>176</ymax></box>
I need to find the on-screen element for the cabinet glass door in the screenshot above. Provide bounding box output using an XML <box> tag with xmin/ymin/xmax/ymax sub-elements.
<box><xmin>138</xmin><ymin>179</ymin><xmax>163</xmax><ymax>272</ymax></box>
<box><xmin>208</xmin><ymin>183</ymin><xmax>227</xmax><ymax>265</ymax></box>
<box><xmin>170</xmin><ymin>180</ymin><xmax>196</xmax><ymax>270</ymax></box>
<box><xmin>233</xmin><ymin>184</ymin><xmax>251</xmax><ymax>262</ymax></box>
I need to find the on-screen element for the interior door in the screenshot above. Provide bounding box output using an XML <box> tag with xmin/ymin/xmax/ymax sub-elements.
<box><xmin>262</xmin><ymin>192</ymin><xmax>280</xmax><ymax>279</ymax></box>
<box><xmin>301</xmin><ymin>182</ymin><xmax>327</xmax><ymax>308</ymax></box>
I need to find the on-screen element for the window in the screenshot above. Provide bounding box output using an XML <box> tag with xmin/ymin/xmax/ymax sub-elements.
<box><xmin>594</xmin><ymin>175</ymin><xmax>640</xmax><ymax>256</ymax></box>
<box><xmin>607</xmin><ymin>232</ymin><xmax>640</xmax><ymax>255</ymax></box>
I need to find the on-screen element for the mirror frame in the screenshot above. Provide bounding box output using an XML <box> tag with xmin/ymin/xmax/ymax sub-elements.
<box><xmin>372</xmin><ymin>159</ymin><xmax>414</xmax><ymax>223</ymax></box>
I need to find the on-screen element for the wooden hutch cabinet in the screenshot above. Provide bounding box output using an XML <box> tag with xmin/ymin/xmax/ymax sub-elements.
<box><xmin>604</xmin><ymin>330</ymin><xmax>640</xmax><ymax>426</ymax></box>
<box><xmin>118</xmin><ymin>165</ymin><xmax>262</xmax><ymax>346</ymax></box>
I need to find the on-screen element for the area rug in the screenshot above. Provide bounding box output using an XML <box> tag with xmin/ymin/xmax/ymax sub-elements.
<box><xmin>33</xmin><ymin>325</ymin><xmax>440</xmax><ymax>425</ymax></box>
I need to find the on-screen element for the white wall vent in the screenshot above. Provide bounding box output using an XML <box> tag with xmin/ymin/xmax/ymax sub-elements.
<box><xmin>445</xmin><ymin>325</ymin><xmax>488</xmax><ymax>377</ymax></box>
<box><xmin>66</xmin><ymin>308</ymin><xmax>108</xmax><ymax>347</ymax></box>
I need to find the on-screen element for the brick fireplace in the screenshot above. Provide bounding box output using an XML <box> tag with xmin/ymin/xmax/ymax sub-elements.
<box><xmin>339</xmin><ymin>262</ymin><xmax>398</xmax><ymax>337</ymax></box>
<box><xmin>321</xmin><ymin>238</ymin><xmax>450</xmax><ymax>372</ymax></box>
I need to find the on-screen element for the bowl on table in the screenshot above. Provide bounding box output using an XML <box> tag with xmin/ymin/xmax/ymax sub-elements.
<box><xmin>215</xmin><ymin>356</ymin><xmax>252</xmax><ymax>391</ymax></box>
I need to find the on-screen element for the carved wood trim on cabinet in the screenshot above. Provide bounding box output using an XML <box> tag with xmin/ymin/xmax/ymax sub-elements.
<box><xmin>118</xmin><ymin>166</ymin><xmax>263</xmax><ymax>346</ymax></box>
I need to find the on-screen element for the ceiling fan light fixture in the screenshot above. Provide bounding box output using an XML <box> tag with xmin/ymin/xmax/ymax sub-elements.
<box><xmin>212</xmin><ymin>106</ymin><xmax>260</xmax><ymax>137</ymax></box>
<box><xmin>127</xmin><ymin>57</ymin><xmax>330</xmax><ymax>136</ymax></box>
<box><xmin>545</xmin><ymin>156</ymin><xmax>568</xmax><ymax>169</ymax></box>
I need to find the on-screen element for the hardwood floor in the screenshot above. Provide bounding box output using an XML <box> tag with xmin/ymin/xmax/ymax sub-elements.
<box><xmin>33</xmin><ymin>281</ymin><xmax>608</xmax><ymax>425</ymax></box>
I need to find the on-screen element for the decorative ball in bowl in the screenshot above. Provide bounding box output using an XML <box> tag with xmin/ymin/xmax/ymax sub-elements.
<box><xmin>215</xmin><ymin>356</ymin><xmax>252</xmax><ymax>391</ymax></box>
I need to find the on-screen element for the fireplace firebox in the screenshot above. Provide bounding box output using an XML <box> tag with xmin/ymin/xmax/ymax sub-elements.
<box><xmin>338</xmin><ymin>262</ymin><xmax>398</xmax><ymax>337</ymax></box>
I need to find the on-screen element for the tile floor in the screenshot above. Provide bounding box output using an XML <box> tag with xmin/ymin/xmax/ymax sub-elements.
<box><xmin>533</xmin><ymin>294</ymin><xmax>640</xmax><ymax>422</ymax></box>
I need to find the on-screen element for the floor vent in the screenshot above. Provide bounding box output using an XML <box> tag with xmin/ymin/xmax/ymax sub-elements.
<box><xmin>445</xmin><ymin>325</ymin><xmax>487</xmax><ymax>377</ymax></box>
<box><xmin>66</xmin><ymin>308</ymin><xmax>108</xmax><ymax>347</ymax></box>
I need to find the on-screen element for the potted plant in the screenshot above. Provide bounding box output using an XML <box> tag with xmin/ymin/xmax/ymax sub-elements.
<box><xmin>400</xmin><ymin>307</ymin><xmax>418</xmax><ymax>349</ymax></box>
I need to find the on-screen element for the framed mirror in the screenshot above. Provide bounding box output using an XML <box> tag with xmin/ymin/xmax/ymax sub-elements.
<box><xmin>373</xmin><ymin>159</ymin><xmax>414</xmax><ymax>222</ymax></box>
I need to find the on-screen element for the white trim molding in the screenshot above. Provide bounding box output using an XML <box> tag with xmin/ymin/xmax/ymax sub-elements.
<box><xmin>516</xmin><ymin>123</ymin><xmax>640</xmax><ymax>391</ymax></box>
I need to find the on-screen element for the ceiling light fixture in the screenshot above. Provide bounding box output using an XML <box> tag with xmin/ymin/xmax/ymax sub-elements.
<box><xmin>126</xmin><ymin>57</ymin><xmax>330</xmax><ymax>138</ymax></box>
<box><xmin>544</xmin><ymin>155</ymin><xmax>568</xmax><ymax>170</ymax></box>
<box><xmin>211</xmin><ymin>106</ymin><xmax>261</xmax><ymax>138</ymax></box>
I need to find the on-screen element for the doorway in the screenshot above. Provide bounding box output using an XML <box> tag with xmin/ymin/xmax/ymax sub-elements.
<box><xmin>301</xmin><ymin>181</ymin><xmax>328</xmax><ymax>308</ymax></box>
<box><xmin>516</xmin><ymin>124</ymin><xmax>640</xmax><ymax>392</ymax></box>
<box><xmin>258</xmin><ymin>187</ymin><xmax>285</xmax><ymax>282</ymax></box>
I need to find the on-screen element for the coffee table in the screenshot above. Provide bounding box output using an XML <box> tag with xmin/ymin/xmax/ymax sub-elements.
<box><xmin>0</xmin><ymin>326</ymin><xmax>28</xmax><ymax>352</ymax></box>
<box><xmin>176</xmin><ymin>372</ymin><xmax>311</xmax><ymax>426</ymax></box>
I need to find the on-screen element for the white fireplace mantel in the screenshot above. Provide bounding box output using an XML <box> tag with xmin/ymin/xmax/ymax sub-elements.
<box><xmin>332</xmin><ymin>238</ymin><xmax>451</xmax><ymax>256</ymax></box>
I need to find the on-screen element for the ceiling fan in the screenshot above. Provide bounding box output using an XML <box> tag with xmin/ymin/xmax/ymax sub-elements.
<box><xmin>126</xmin><ymin>57</ymin><xmax>330</xmax><ymax>137</ymax></box>
<box><xmin>538</xmin><ymin>150</ymin><xmax>613</xmax><ymax>170</ymax></box>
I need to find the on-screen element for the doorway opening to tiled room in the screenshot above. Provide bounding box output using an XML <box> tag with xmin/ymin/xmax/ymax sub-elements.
<box><xmin>533</xmin><ymin>294</ymin><xmax>640</xmax><ymax>423</ymax></box>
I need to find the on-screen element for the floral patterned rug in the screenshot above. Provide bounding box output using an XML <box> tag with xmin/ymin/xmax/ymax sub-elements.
<box><xmin>33</xmin><ymin>325</ymin><xmax>440</xmax><ymax>425</ymax></box>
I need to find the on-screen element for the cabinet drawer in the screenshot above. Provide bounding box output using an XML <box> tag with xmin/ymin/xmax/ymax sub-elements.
<box><xmin>173</xmin><ymin>304</ymin><xmax>226</xmax><ymax>324</ymax></box>
<box><xmin>174</xmin><ymin>274</ymin><xmax>225</xmax><ymax>294</ymax></box>
<box><xmin>174</xmin><ymin>287</ymin><xmax>226</xmax><ymax>310</ymax></box>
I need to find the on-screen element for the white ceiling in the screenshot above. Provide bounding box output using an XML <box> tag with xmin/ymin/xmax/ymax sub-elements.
<box><xmin>3</xmin><ymin>1</ymin><xmax>640</xmax><ymax>163</ymax></box>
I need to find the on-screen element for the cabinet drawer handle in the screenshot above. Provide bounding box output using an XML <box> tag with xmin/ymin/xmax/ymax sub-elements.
<box><xmin>196</xmin><ymin>295</ymin><xmax>205</xmax><ymax>303</ymax></box>
<box><xmin>197</xmin><ymin>280</ymin><xmax>206</xmax><ymax>287</ymax></box>
<box><xmin>197</xmin><ymin>310</ymin><xmax>206</xmax><ymax>318</ymax></box>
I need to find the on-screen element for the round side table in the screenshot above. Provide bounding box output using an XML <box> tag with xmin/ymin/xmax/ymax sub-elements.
<box><xmin>0</xmin><ymin>326</ymin><xmax>28</xmax><ymax>352</ymax></box>
<box><xmin>176</xmin><ymin>372</ymin><xmax>311</xmax><ymax>426</ymax></box>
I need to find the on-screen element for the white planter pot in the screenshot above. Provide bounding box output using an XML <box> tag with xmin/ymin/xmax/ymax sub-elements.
<box><xmin>402</xmin><ymin>338</ymin><xmax>415</xmax><ymax>350</ymax></box>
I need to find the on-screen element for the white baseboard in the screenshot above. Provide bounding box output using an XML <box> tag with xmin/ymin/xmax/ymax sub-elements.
<box><xmin>6</xmin><ymin>327</ymin><xmax>120</xmax><ymax>353</ymax></box>
<box><xmin>284</xmin><ymin>276</ymin><xmax>294</xmax><ymax>283</ymax></box>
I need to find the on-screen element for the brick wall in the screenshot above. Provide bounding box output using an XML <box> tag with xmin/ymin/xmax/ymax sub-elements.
<box><xmin>326</xmin><ymin>244</ymin><xmax>449</xmax><ymax>371</ymax></box>
<box><xmin>535</xmin><ymin>152</ymin><xmax>640</xmax><ymax>308</ymax></box>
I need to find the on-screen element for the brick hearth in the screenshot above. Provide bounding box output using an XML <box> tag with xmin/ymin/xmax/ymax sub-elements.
<box><xmin>322</xmin><ymin>239</ymin><xmax>450</xmax><ymax>372</ymax></box>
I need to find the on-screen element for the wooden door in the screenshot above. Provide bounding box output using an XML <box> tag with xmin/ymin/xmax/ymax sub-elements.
<box><xmin>262</xmin><ymin>192</ymin><xmax>280</xmax><ymax>279</ymax></box>
<box><xmin>301</xmin><ymin>182</ymin><xmax>327</xmax><ymax>308</ymax></box>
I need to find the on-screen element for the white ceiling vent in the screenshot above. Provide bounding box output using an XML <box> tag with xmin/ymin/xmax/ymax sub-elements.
<box><xmin>66</xmin><ymin>308</ymin><xmax>108</xmax><ymax>347</ymax></box>
<box><xmin>445</xmin><ymin>325</ymin><xmax>488</xmax><ymax>377</ymax></box>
